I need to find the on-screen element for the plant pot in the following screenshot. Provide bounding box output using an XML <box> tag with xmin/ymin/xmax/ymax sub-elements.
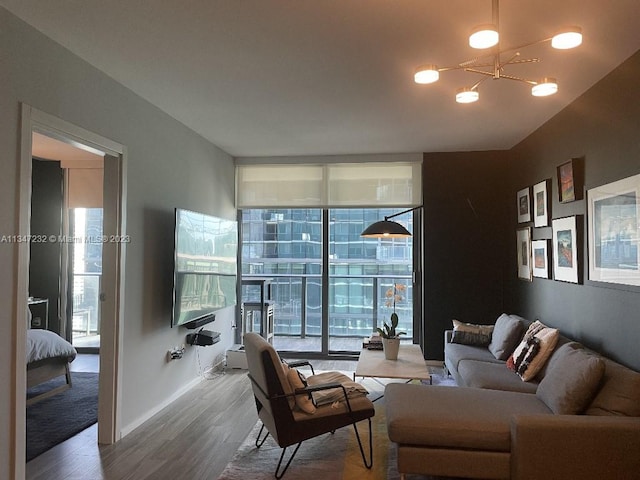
<box><xmin>382</xmin><ymin>337</ymin><xmax>401</xmax><ymax>360</ymax></box>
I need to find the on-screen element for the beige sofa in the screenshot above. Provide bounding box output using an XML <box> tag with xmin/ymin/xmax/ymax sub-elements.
<box><xmin>385</xmin><ymin>313</ymin><xmax>640</xmax><ymax>479</ymax></box>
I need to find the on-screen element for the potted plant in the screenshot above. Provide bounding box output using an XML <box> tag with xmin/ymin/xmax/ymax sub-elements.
<box><xmin>376</xmin><ymin>283</ymin><xmax>406</xmax><ymax>360</ymax></box>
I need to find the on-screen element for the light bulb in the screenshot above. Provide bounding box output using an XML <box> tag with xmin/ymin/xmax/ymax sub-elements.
<box><xmin>552</xmin><ymin>27</ymin><xmax>582</xmax><ymax>49</ymax></box>
<box><xmin>456</xmin><ymin>87</ymin><xmax>479</xmax><ymax>103</ymax></box>
<box><xmin>531</xmin><ymin>78</ymin><xmax>558</xmax><ymax>97</ymax></box>
<box><xmin>469</xmin><ymin>24</ymin><xmax>499</xmax><ymax>49</ymax></box>
<box><xmin>414</xmin><ymin>65</ymin><xmax>440</xmax><ymax>84</ymax></box>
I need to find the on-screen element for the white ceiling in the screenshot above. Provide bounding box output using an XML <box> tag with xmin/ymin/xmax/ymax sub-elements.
<box><xmin>4</xmin><ymin>0</ymin><xmax>640</xmax><ymax>158</ymax></box>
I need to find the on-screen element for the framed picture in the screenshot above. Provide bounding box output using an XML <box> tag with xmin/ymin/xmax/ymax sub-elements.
<box><xmin>516</xmin><ymin>227</ymin><xmax>532</xmax><ymax>281</ymax></box>
<box><xmin>517</xmin><ymin>187</ymin><xmax>531</xmax><ymax>223</ymax></box>
<box><xmin>557</xmin><ymin>158</ymin><xmax>584</xmax><ymax>203</ymax></box>
<box><xmin>552</xmin><ymin>216</ymin><xmax>581</xmax><ymax>283</ymax></box>
<box><xmin>533</xmin><ymin>180</ymin><xmax>550</xmax><ymax>227</ymax></box>
<box><xmin>587</xmin><ymin>173</ymin><xmax>640</xmax><ymax>286</ymax></box>
<box><xmin>532</xmin><ymin>239</ymin><xmax>551</xmax><ymax>279</ymax></box>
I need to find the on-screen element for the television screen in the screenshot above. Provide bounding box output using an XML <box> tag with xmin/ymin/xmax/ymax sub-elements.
<box><xmin>172</xmin><ymin>208</ymin><xmax>238</xmax><ymax>328</ymax></box>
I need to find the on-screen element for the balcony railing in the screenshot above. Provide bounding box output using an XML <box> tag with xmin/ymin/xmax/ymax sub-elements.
<box><xmin>241</xmin><ymin>274</ymin><xmax>413</xmax><ymax>339</ymax></box>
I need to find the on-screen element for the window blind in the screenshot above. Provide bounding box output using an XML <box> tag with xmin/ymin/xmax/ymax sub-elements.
<box><xmin>236</xmin><ymin>161</ymin><xmax>421</xmax><ymax>208</ymax></box>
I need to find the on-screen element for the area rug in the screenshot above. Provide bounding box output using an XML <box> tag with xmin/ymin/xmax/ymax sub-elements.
<box><xmin>26</xmin><ymin>372</ymin><xmax>99</xmax><ymax>461</ymax></box>
<box><xmin>217</xmin><ymin>373</ymin><xmax>458</xmax><ymax>480</ymax></box>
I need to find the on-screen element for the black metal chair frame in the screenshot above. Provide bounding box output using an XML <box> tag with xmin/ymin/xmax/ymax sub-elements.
<box><xmin>247</xmin><ymin>362</ymin><xmax>373</xmax><ymax>479</ymax></box>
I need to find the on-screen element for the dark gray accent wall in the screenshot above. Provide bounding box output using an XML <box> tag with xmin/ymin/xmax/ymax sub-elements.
<box><xmin>422</xmin><ymin>151</ymin><xmax>509</xmax><ymax>360</ymax></box>
<box><xmin>506</xmin><ymin>49</ymin><xmax>640</xmax><ymax>371</ymax></box>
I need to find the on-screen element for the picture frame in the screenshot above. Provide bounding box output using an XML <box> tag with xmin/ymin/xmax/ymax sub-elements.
<box><xmin>533</xmin><ymin>179</ymin><xmax>550</xmax><ymax>227</ymax></box>
<box><xmin>532</xmin><ymin>239</ymin><xmax>551</xmax><ymax>279</ymax></box>
<box><xmin>552</xmin><ymin>216</ymin><xmax>582</xmax><ymax>283</ymax></box>
<box><xmin>587</xmin><ymin>173</ymin><xmax>640</xmax><ymax>286</ymax></box>
<box><xmin>557</xmin><ymin>158</ymin><xmax>584</xmax><ymax>203</ymax></box>
<box><xmin>516</xmin><ymin>227</ymin><xmax>532</xmax><ymax>281</ymax></box>
<box><xmin>517</xmin><ymin>187</ymin><xmax>531</xmax><ymax>223</ymax></box>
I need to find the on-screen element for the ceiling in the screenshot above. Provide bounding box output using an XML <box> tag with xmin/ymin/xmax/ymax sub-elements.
<box><xmin>3</xmin><ymin>0</ymin><xmax>640</xmax><ymax>158</ymax></box>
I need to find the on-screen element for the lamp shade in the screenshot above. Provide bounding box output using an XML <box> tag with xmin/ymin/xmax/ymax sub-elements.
<box><xmin>469</xmin><ymin>24</ymin><xmax>499</xmax><ymax>49</ymax></box>
<box><xmin>551</xmin><ymin>27</ymin><xmax>582</xmax><ymax>49</ymax></box>
<box><xmin>531</xmin><ymin>78</ymin><xmax>558</xmax><ymax>97</ymax></box>
<box><xmin>361</xmin><ymin>220</ymin><xmax>412</xmax><ymax>238</ymax></box>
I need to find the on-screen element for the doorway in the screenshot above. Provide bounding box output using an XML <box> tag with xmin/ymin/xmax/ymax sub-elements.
<box><xmin>15</xmin><ymin>105</ymin><xmax>127</xmax><ymax>476</ymax></box>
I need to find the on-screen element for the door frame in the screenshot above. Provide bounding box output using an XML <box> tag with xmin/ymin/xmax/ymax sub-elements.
<box><xmin>14</xmin><ymin>104</ymin><xmax>127</xmax><ymax>476</ymax></box>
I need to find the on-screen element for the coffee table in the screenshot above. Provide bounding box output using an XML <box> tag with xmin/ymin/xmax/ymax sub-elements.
<box><xmin>354</xmin><ymin>344</ymin><xmax>436</xmax><ymax>400</ymax></box>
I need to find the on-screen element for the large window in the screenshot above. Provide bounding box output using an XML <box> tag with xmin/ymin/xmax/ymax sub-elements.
<box><xmin>241</xmin><ymin>208</ymin><xmax>415</xmax><ymax>353</ymax></box>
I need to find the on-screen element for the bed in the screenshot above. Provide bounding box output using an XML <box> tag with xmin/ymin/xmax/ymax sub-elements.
<box><xmin>26</xmin><ymin>329</ymin><xmax>78</xmax><ymax>405</ymax></box>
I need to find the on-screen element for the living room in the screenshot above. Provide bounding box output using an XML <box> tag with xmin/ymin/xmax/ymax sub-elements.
<box><xmin>2</xmin><ymin>2</ymin><xmax>640</xmax><ymax>479</ymax></box>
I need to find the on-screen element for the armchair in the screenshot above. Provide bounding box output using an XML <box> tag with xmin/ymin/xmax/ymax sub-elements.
<box><xmin>243</xmin><ymin>332</ymin><xmax>375</xmax><ymax>478</ymax></box>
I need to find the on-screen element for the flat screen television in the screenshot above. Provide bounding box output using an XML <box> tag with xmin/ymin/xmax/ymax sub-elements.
<box><xmin>171</xmin><ymin>208</ymin><xmax>238</xmax><ymax>329</ymax></box>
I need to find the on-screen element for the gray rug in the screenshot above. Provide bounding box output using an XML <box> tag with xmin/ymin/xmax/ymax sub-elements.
<box><xmin>26</xmin><ymin>372</ymin><xmax>99</xmax><ymax>461</ymax></box>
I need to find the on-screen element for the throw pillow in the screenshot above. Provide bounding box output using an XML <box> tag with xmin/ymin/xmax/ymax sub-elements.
<box><xmin>536</xmin><ymin>343</ymin><xmax>605</xmax><ymax>414</ymax></box>
<box><xmin>450</xmin><ymin>319</ymin><xmax>494</xmax><ymax>346</ymax></box>
<box><xmin>488</xmin><ymin>314</ymin><xmax>525</xmax><ymax>360</ymax></box>
<box><xmin>280</xmin><ymin>361</ymin><xmax>295</xmax><ymax>409</ymax></box>
<box><xmin>507</xmin><ymin>320</ymin><xmax>559</xmax><ymax>382</ymax></box>
<box><xmin>287</xmin><ymin>368</ymin><xmax>316</xmax><ymax>414</ymax></box>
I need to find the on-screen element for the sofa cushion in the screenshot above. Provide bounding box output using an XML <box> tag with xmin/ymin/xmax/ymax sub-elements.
<box><xmin>458</xmin><ymin>360</ymin><xmax>538</xmax><ymax>393</ymax></box>
<box><xmin>385</xmin><ymin>384</ymin><xmax>551</xmax><ymax>452</ymax></box>
<box><xmin>489</xmin><ymin>314</ymin><xmax>524</xmax><ymax>360</ymax></box>
<box><xmin>451</xmin><ymin>319</ymin><xmax>494</xmax><ymax>346</ymax></box>
<box><xmin>536</xmin><ymin>343</ymin><xmax>605</xmax><ymax>414</ymax></box>
<box><xmin>508</xmin><ymin>321</ymin><xmax>559</xmax><ymax>381</ymax></box>
<box><xmin>585</xmin><ymin>357</ymin><xmax>640</xmax><ymax>417</ymax></box>
<box><xmin>445</xmin><ymin>341</ymin><xmax>504</xmax><ymax>373</ymax></box>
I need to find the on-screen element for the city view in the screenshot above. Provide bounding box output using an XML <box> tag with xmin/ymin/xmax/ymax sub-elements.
<box><xmin>241</xmin><ymin>208</ymin><xmax>415</xmax><ymax>353</ymax></box>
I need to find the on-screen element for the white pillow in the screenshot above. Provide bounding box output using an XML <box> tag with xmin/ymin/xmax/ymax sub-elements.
<box><xmin>507</xmin><ymin>321</ymin><xmax>559</xmax><ymax>382</ymax></box>
<box><xmin>287</xmin><ymin>368</ymin><xmax>316</xmax><ymax>414</ymax></box>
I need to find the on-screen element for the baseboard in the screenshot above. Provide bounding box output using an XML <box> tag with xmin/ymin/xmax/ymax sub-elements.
<box><xmin>120</xmin><ymin>376</ymin><xmax>203</xmax><ymax>437</ymax></box>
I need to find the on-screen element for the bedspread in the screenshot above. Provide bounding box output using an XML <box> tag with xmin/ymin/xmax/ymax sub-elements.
<box><xmin>26</xmin><ymin>329</ymin><xmax>77</xmax><ymax>364</ymax></box>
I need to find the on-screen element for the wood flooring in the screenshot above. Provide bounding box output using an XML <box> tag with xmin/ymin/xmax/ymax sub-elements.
<box><xmin>26</xmin><ymin>357</ymin><xmax>357</xmax><ymax>480</ymax></box>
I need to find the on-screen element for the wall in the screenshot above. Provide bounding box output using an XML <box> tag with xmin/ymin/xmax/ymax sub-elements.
<box><xmin>0</xmin><ymin>8</ymin><xmax>235</xmax><ymax>476</ymax></box>
<box><xmin>422</xmin><ymin>151</ymin><xmax>509</xmax><ymax>359</ymax></box>
<box><xmin>506</xmin><ymin>49</ymin><xmax>640</xmax><ymax>371</ymax></box>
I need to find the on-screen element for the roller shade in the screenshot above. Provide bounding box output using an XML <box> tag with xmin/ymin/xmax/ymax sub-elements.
<box><xmin>236</xmin><ymin>161</ymin><xmax>421</xmax><ymax>208</ymax></box>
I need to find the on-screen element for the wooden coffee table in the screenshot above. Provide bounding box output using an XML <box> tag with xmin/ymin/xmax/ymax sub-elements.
<box><xmin>354</xmin><ymin>344</ymin><xmax>436</xmax><ymax>400</ymax></box>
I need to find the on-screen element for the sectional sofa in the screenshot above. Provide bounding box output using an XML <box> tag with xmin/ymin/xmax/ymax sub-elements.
<box><xmin>385</xmin><ymin>313</ymin><xmax>640</xmax><ymax>479</ymax></box>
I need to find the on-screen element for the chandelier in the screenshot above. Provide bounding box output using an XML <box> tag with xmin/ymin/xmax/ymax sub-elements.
<box><xmin>414</xmin><ymin>0</ymin><xmax>582</xmax><ymax>103</ymax></box>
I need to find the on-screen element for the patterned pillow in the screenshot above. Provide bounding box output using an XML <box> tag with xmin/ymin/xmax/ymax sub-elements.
<box><xmin>287</xmin><ymin>368</ymin><xmax>316</xmax><ymax>414</ymax></box>
<box><xmin>451</xmin><ymin>319</ymin><xmax>494</xmax><ymax>346</ymax></box>
<box><xmin>507</xmin><ymin>320</ymin><xmax>559</xmax><ymax>382</ymax></box>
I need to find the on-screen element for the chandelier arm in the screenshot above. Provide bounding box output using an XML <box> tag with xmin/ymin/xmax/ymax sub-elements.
<box><xmin>499</xmin><ymin>51</ymin><xmax>521</xmax><ymax>69</ymax></box>
<box><xmin>496</xmin><ymin>73</ymin><xmax>537</xmax><ymax>85</ymax></box>
<box><xmin>463</xmin><ymin>68</ymin><xmax>495</xmax><ymax>77</ymax></box>
<box><xmin>470</xmin><ymin>76</ymin><xmax>491</xmax><ymax>90</ymax></box>
<box><xmin>501</xmin><ymin>58</ymin><xmax>540</xmax><ymax>66</ymax></box>
<box><xmin>498</xmin><ymin>37</ymin><xmax>553</xmax><ymax>56</ymax></box>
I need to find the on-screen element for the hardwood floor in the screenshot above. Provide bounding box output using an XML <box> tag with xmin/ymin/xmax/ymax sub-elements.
<box><xmin>27</xmin><ymin>357</ymin><xmax>356</xmax><ymax>480</ymax></box>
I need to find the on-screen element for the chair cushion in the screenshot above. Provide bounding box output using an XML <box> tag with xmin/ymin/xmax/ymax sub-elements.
<box><xmin>536</xmin><ymin>343</ymin><xmax>605</xmax><ymax>414</ymax></box>
<box><xmin>507</xmin><ymin>321</ymin><xmax>559</xmax><ymax>381</ymax></box>
<box><xmin>306</xmin><ymin>371</ymin><xmax>368</xmax><ymax>406</ymax></box>
<box><xmin>451</xmin><ymin>319</ymin><xmax>494</xmax><ymax>346</ymax></box>
<box><xmin>489</xmin><ymin>314</ymin><xmax>524</xmax><ymax>360</ymax></box>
